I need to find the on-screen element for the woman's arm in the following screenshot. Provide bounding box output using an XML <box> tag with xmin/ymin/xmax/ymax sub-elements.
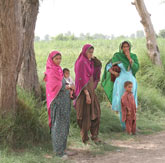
<box><xmin>84</xmin><ymin>89</ymin><xmax>91</xmax><ymax>104</ymax></box>
<box><xmin>125</xmin><ymin>51</ymin><xmax>139</xmax><ymax>75</ymax></box>
<box><xmin>109</xmin><ymin>68</ymin><xmax>119</xmax><ymax>77</ymax></box>
<box><xmin>125</xmin><ymin>50</ymin><xmax>132</xmax><ymax>64</ymax></box>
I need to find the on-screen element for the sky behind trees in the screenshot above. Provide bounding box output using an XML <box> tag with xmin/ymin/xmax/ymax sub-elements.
<box><xmin>35</xmin><ymin>0</ymin><xmax>165</xmax><ymax>38</ymax></box>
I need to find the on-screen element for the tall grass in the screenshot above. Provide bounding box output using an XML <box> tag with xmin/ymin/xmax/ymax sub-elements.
<box><xmin>35</xmin><ymin>38</ymin><xmax>165</xmax><ymax>137</ymax></box>
<box><xmin>0</xmin><ymin>88</ymin><xmax>49</xmax><ymax>148</ymax></box>
<box><xmin>0</xmin><ymin>38</ymin><xmax>165</xmax><ymax>162</ymax></box>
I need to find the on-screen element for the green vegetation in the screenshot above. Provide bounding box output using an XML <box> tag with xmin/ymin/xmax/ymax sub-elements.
<box><xmin>0</xmin><ymin>38</ymin><xmax>165</xmax><ymax>162</ymax></box>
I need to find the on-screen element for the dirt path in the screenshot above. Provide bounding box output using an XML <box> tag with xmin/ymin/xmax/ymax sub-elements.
<box><xmin>70</xmin><ymin>132</ymin><xmax>165</xmax><ymax>163</ymax></box>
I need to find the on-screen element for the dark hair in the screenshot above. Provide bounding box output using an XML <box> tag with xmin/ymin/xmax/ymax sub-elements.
<box><xmin>63</xmin><ymin>68</ymin><xmax>70</xmax><ymax>73</ymax></box>
<box><xmin>88</xmin><ymin>46</ymin><xmax>94</xmax><ymax>50</ymax></box>
<box><xmin>121</xmin><ymin>41</ymin><xmax>130</xmax><ymax>49</ymax></box>
<box><xmin>52</xmin><ymin>53</ymin><xmax>61</xmax><ymax>59</ymax></box>
<box><xmin>124</xmin><ymin>81</ymin><xmax>133</xmax><ymax>88</ymax></box>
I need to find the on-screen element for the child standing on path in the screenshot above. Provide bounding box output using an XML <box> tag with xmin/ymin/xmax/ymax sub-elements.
<box><xmin>121</xmin><ymin>81</ymin><xmax>136</xmax><ymax>135</ymax></box>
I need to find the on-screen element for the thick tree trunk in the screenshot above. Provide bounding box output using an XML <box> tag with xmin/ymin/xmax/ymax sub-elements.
<box><xmin>0</xmin><ymin>1</ymin><xmax>23</xmax><ymax>112</ymax></box>
<box><xmin>132</xmin><ymin>0</ymin><xmax>162</xmax><ymax>66</ymax></box>
<box><xmin>18</xmin><ymin>0</ymin><xmax>41</xmax><ymax>97</ymax></box>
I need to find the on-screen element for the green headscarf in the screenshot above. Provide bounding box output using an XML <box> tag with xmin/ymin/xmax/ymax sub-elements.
<box><xmin>101</xmin><ymin>41</ymin><xmax>139</xmax><ymax>104</ymax></box>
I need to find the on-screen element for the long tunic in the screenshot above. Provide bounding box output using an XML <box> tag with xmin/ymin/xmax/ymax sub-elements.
<box><xmin>76</xmin><ymin>77</ymin><xmax>101</xmax><ymax>142</ymax></box>
<box><xmin>121</xmin><ymin>92</ymin><xmax>136</xmax><ymax>122</ymax></box>
<box><xmin>76</xmin><ymin>77</ymin><xmax>101</xmax><ymax>121</ymax></box>
<box><xmin>50</xmin><ymin>78</ymin><xmax>71</xmax><ymax>156</ymax></box>
<box><xmin>121</xmin><ymin>92</ymin><xmax>136</xmax><ymax>134</ymax></box>
<box><xmin>75</xmin><ymin>57</ymin><xmax>101</xmax><ymax>142</ymax></box>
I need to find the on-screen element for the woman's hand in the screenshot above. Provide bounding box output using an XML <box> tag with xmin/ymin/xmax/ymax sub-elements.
<box><xmin>125</xmin><ymin>50</ymin><xmax>130</xmax><ymax>58</ymax></box>
<box><xmin>114</xmin><ymin>72</ymin><xmax>119</xmax><ymax>77</ymax></box>
<box><xmin>84</xmin><ymin>89</ymin><xmax>91</xmax><ymax>104</ymax></box>
<box><xmin>125</xmin><ymin>50</ymin><xmax>132</xmax><ymax>64</ymax></box>
<box><xmin>109</xmin><ymin>69</ymin><xmax>120</xmax><ymax>77</ymax></box>
<box><xmin>86</xmin><ymin>94</ymin><xmax>92</xmax><ymax>104</ymax></box>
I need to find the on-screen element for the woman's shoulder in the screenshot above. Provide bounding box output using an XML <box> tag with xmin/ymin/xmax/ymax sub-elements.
<box><xmin>111</xmin><ymin>52</ymin><xmax>121</xmax><ymax>60</ymax></box>
<box><xmin>77</xmin><ymin>58</ymin><xmax>86</xmax><ymax>64</ymax></box>
<box><xmin>113</xmin><ymin>52</ymin><xmax>120</xmax><ymax>57</ymax></box>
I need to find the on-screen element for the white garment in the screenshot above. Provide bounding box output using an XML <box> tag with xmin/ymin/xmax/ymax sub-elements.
<box><xmin>64</xmin><ymin>77</ymin><xmax>75</xmax><ymax>86</ymax></box>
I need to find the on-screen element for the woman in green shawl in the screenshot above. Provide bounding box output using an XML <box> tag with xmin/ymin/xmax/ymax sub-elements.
<box><xmin>101</xmin><ymin>41</ymin><xmax>139</xmax><ymax>130</ymax></box>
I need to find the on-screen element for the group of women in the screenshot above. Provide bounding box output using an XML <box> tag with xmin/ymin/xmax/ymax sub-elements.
<box><xmin>44</xmin><ymin>41</ymin><xmax>139</xmax><ymax>157</ymax></box>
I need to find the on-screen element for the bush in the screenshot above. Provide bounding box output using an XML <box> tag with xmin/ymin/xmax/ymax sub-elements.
<box><xmin>0</xmin><ymin>89</ymin><xmax>49</xmax><ymax>148</ymax></box>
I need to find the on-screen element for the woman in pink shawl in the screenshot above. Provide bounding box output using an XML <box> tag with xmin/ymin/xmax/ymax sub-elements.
<box><xmin>74</xmin><ymin>44</ymin><xmax>102</xmax><ymax>144</ymax></box>
<box><xmin>44</xmin><ymin>51</ymin><xmax>72</xmax><ymax>157</ymax></box>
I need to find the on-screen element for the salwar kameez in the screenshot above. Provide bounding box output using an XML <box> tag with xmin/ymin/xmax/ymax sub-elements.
<box><xmin>50</xmin><ymin>79</ymin><xmax>71</xmax><ymax>156</ymax></box>
<box><xmin>102</xmin><ymin>41</ymin><xmax>139</xmax><ymax>130</ymax></box>
<box><xmin>76</xmin><ymin>77</ymin><xmax>101</xmax><ymax>143</ymax></box>
<box><xmin>74</xmin><ymin>44</ymin><xmax>102</xmax><ymax>143</ymax></box>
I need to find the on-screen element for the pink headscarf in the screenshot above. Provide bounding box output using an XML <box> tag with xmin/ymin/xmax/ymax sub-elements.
<box><xmin>74</xmin><ymin>44</ymin><xmax>101</xmax><ymax>105</ymax></box>
<box><xmin>44</xmin><ymin>51</ymin><xmax>63</xmax><ymax>128</ymax></box>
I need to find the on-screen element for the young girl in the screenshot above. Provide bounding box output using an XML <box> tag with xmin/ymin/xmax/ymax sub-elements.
<box><xmin>121</xmin><ymin>81</ymin><xmax>136</xmax><ymax>135</ymax></box>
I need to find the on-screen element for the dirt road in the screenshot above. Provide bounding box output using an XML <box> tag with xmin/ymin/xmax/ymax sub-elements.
<box><xmin>71</xmin><ymin>132</ymin><xmax>165</xmax><ymax>163</ymax></box>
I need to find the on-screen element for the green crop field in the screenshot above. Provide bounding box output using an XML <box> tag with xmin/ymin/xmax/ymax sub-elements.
<box><xmin>0</xmin><ymin>38</ymin><xmax>165</xmax><ymax>163</ymax></box>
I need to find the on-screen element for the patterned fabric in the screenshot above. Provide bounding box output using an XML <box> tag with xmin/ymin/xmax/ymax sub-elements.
<box><xmin>44</xmin><ymin>51</ymin><xmax>63</xmax><ymax>128</ymax></box>
<box><xmin>50</xmin><ymin>79</ymin><xmax>71</xmax><ymax>156</ymax></box>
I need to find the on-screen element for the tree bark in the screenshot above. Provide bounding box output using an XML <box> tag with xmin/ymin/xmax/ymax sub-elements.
<box><xmin>18</xmin><ymin>0</ymin><xmax>41</xmax><ymax>97</ymax></box>
<box><xmin>0</xmin><ymin>1</ymin><xmax>23</xmax><ymax>112</ymax></box>
<box><xmin>132</xmin><ymin>0</ymin><xmax>162</xmax><ymax>66</ymax></box>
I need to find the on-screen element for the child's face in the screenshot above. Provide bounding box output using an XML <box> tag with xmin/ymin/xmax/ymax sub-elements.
<box><xmin>64</xmin><ymin>71</ymin><xmax>70</xmax><ymax>78</ymax></box>
<box><xmin>53</xmin><ymin>55</ymin><xmax>61</xmax><ymax>66</ymax></box>
<box><xmin>125</xmin><ymin>84</ymin><xmax>133</xmax><ymax>93</ymax></box>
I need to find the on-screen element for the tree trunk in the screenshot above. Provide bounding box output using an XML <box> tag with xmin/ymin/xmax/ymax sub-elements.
<box><xmin>132</xmin><ymin>0</ymin><xmax>162</xmax><ymax>66</ymax></box>
<box><xmin>18</xmin><ymin>0</ymin><xmax>41</xmax><ymax>97</ymax></box>
<box><xmin>0</xmin><ymin>1</ymin><xmax>23</xmax><ymax>112</ymax></box>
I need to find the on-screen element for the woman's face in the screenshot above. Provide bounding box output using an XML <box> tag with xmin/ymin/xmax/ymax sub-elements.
<box><xmin>52</xmin><ymin>54</ymin><xmax>62</xmax><ymax>66</ymax></box>
<box><xmin>122</xmin><ymin>43</ymin><xmax>130</xmax><ymax>54</ymax></box>
<box><xmin>86</xmin><ymin>48</ymin><xmax>94</xmax><ymax>60</ymax></box>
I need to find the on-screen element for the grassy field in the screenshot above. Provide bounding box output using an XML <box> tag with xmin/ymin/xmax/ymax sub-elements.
<box><xmin>0</xmin><ymin>38</ymin><xmax>165</xmax><ymax>162</ymax></box>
